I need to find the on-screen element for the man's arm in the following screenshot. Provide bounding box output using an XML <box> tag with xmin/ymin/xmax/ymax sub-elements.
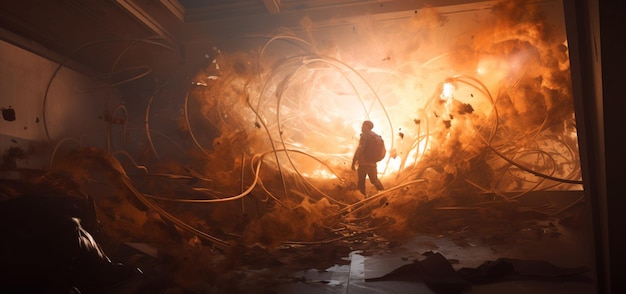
<box><xmin>351</xmin><ymin>135</ymin><xmax>364</xmax><ymax>170</ymax></box>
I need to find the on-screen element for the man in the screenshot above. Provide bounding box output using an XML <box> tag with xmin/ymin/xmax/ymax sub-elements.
<box><xmin>351</xmin><ymin>120</ymin><xmax>385</xmax><ymax>196</ymax></box>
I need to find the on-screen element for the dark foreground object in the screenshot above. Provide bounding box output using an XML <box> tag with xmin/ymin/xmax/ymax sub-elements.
<box><xmin>0</xmin><ymin>188</ymin><xmax>141</xmax><ymax>293</ymax></box>
<box><xmin>366</xmin><ymin>251</ymin><xmax>592</xmax><ymax>294</ymax></box>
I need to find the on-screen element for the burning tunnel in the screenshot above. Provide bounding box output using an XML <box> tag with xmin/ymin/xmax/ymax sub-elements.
<box><xmin>0</xmin><ymin>0</ymin><xmax>609</xmax><ymax>293</ymax></box>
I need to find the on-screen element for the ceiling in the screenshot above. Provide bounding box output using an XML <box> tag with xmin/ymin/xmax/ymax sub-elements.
<box><xmin>0</xmin><ymin>0</ymin><xmax>479</xmax><ymax>88</ymax></box>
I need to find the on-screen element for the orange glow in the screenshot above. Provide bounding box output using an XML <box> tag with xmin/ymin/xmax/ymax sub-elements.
<box><xmin>168</xmin><ymin>0</ymin><xmax>581</xmax><ymax>244</ymax></box>
<box><xmin>46</xmin><ymin>0</ymin><xmax>581</xmax><ymax>248</ymax></box>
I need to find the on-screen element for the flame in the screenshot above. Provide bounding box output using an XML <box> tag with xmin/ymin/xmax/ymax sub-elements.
<box><xmin>185</xmin><ymin>0</ymin><xmax>579</xmax><ymax>196</ymax></box>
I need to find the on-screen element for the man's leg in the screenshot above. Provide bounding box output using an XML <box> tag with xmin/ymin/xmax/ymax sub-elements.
<box><xmin>367</xmin><ymin>166</ymin><xmax>384</xmax><ymax>191</ymax></box>
<box><xmin>357</xmin><ymin>167</ymin><xmax>367</xmax><ymax>195</ymax></box>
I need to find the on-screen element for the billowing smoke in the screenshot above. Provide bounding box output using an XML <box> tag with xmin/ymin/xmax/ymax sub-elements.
<box><xmin>33</xmin><ymin>0</ymin><xmax>581</xmax><ymax>251</ymax></box>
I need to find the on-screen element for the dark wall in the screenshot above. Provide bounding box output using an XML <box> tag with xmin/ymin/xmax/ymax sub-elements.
<box><xmin>599</xmin><ymin>0</ymin><xmax>626</xmax><ymax>293</ymax></box>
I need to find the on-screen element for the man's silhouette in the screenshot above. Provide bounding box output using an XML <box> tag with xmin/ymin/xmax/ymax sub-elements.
<box><xmin>351</xmin><ymin>120</ymin><xmax>384</xmax><ymax>196</ymax></box>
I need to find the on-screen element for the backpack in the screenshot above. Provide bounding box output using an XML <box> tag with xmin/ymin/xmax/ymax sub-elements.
<box><xmin>369</xmin><ymin>133</ymin><xmax>386</xmax><ymax>162</ymax></box>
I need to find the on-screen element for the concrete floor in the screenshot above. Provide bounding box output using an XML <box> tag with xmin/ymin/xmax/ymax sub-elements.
<box><xmin>0</xmin><ymin>168</ymin><xmax>598</xmax><ymax>293</ymax></box>
<box><xmin>271</xmin><ymin>232</ymin><xmax>597</xmax><ymax>294</ymax></box>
